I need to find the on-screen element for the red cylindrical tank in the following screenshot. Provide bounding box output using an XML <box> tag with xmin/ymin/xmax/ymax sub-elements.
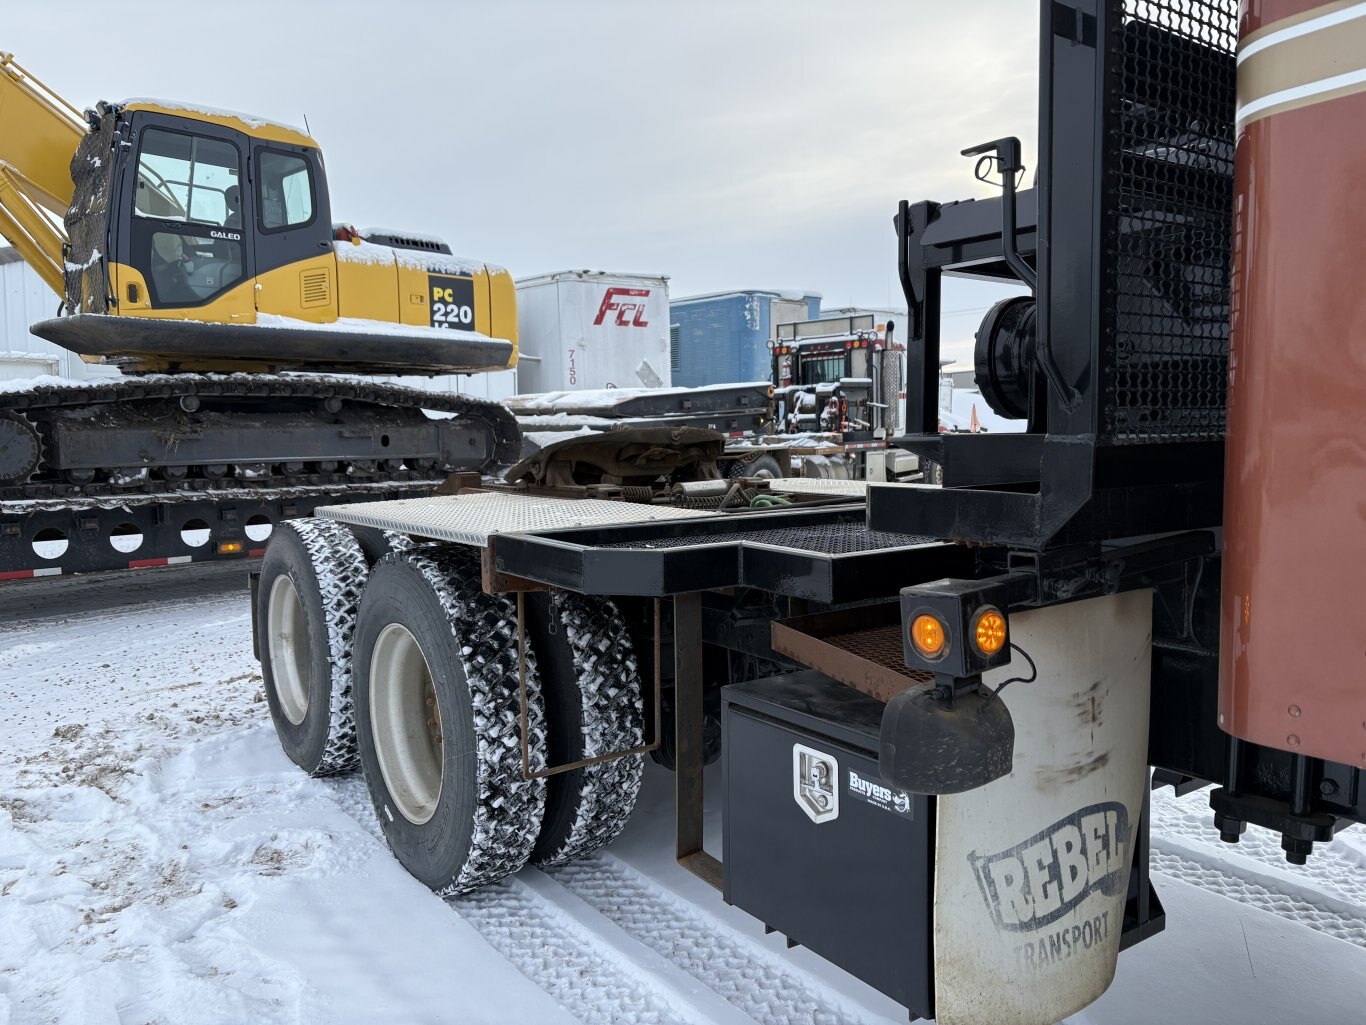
<box><xmin>1220</xmin><ymin>0</ymin><xmax>1366</xmax><ymax>769</ymax></box>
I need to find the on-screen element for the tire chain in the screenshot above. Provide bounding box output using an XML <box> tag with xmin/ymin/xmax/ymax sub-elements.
<box><xmin>395</xmin><ymin>545</ymin><xmax>549</xmax><ymax>895</ymax></box>
<box><xmin>534</xmin><ymin>592</ymin><xmax>646</xmax><ymax>867</ymax></box>
<box><xmin>0</xmin><ymin>372</ymin><xmax>521</xmax><ymax>499</ymax></box>
<box><xmin>283</xmin><ymin>517</ymin><xmax>370</xmax><ymax>775</ymax></box>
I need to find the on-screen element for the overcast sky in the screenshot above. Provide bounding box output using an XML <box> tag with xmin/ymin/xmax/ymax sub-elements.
<box><xmin>10</xmin><ymin>0</ymin><xmax>1038</xmax><ymax>363</ymax></box>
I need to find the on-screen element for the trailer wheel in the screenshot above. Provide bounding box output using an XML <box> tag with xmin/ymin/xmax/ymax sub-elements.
<box><xmin>348</xmin><ymin>525</ymin><xmax>415</xmax><ymax>566</ymax></box>
<box><xmin>353</xmin><ymin>547</ymin><xmax>547</xmax><ymax>894</ymax></box>
<box><xmin>257</xmin><ymin>518</ymin><xmax>368</xmax><ymax>776</ymax></box>
<box><xmin>525</xmin><ymin>592</ymin><xmax>645</xmax><ymax>867</ymax></box>
<box><xmin>729</xmin><ymin>453</ymin><xmax>785</xmax><ymax>480</ymax></box>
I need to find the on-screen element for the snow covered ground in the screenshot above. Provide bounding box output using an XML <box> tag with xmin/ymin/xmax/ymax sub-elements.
<box><xmin>1</xmin><ymin>566</ymin><xmax>1363</xmax><ymax>1025</ymax></box>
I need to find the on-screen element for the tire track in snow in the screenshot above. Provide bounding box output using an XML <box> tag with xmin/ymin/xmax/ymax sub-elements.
<box><xmin>550</xmin><ymin>854</ymin><xmax>888</xmax><ymax>1025</ymax></box>
<box><xmin>450</xmin><ymin>878</ymin><xmax>695</xmax><ymax>1025</ymax></box>
<box><xmin>1151</xmin><ymin>788</ymin><xmax>1366</xmax><ymax>913</ymax></box>
<box><xmin>1149</xmin><ymin>845</ymin><xmax>1366</xmax><ymax>948</ymax></box>
<box><xmin>324</xmin><ymin>776</ymin><xmax>698</xmax><ymax>1025</ymax></box>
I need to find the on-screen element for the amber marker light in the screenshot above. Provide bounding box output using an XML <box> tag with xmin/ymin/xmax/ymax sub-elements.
<box><xmin>218</xmin><ymin>541</ymin><xmax>244</xmax><ymax>554</ymax></box>
<box><xmin>910</xmin><ymin>613</ymin><xmax>947</xmax><ymax>659</ymax></box>
<box><xmin>974</xmin><ymin>607</ymin><xmax>1007</xmax><ymax>656</ymax></box>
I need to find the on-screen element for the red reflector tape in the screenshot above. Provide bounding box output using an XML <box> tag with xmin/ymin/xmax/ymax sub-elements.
<box><xmin>128</xmin><ymin>555</ymin><xmax>193</xmax><ymax>569</ymax></box>
<box><xmin>0</xmin><ymin>567</ymin><xmax>62</xmax><ymax>581</ymax></box>
<box><xmin>249</xmin><ymin>548</ymin><xmax>266</xmax><ymax>557</ymax></box>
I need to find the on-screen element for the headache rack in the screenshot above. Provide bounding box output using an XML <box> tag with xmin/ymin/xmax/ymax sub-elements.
<box><xmin>881</xmin><ymin>0</ymin><xmax>1237</xmax><ymax>549</ymax></box>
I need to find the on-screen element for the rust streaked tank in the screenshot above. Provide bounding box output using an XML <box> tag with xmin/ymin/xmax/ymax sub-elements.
<box><xmin>1220</xmin><ymin>0</ymin><xmax>1366</xmax><ymax>769</ymax></box>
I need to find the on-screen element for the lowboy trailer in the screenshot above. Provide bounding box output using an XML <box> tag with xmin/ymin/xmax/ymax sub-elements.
<box><xmin>251</xmin><ymin>2</ymin><xmax>1364</xmax><ymax>1023</ymax></box>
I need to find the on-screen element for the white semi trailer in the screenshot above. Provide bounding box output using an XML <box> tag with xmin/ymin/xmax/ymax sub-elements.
<box><xmin>514</xmin><ymin>270</ymin><xmax>672</xmax><ymax>394</ymax></box>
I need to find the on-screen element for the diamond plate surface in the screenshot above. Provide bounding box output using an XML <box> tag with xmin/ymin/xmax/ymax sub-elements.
<box><xmin>316</xmin><ymin>493</ymin><xmax>713</xmax><ymax>546</ymax></box>
<box><xmin>768</xmin><ymin>478</ymin><xmax>867</xmax><ymax>497</ymax></box>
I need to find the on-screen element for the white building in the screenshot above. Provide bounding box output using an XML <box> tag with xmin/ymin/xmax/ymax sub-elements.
<box><xmin>0</xmin><ymin>248</ymin><xmax>119</xmax><ymax>382</ymax></box>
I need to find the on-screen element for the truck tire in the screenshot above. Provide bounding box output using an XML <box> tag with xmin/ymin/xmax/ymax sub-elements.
<box><xmin>802</xmin><ymin>455</ymin><xmax>833</xmax><ymax>478</ymax></box>
<box><xmin>525</xmin><ymin>591</ymin><xmax>645</xmax><ymax>867</ymax></box>
<box><xmin>257</xmin><ymin>518</ymin><xmax>368</xmax><ymax>776</ymax></box>
<box><xmin>352</xmin><ymin>546</ymin><xmax>548</xmax><ymax>895</ymax></box>
<box><xmin>348</xmin><ymin>525</ymin><xmax>415</xmax><ymax>566</ymax></box>
<box><xmin>730</xmin><ymin>453</ymin><xmax>785</xmax><ymax>480</ymax></box>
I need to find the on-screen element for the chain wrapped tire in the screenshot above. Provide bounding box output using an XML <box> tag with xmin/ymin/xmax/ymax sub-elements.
<box><xmin>256</xmin><ymin>518</ymin><xmax>369</xmax><ymax>776</ymax></box>
<box><xmin>525</xmin><ymin>592</ymin><xmax>645</xmax><ymax>867</ymax></box>
<box><xmin>353</xmin><ymin>546</ymin><xmax>548</xmax><ymax>894</ymax></box>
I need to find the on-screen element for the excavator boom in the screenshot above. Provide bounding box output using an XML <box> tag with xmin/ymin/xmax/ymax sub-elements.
<box><xmin>0</xmin><ymin>52</ymin><xmax>83</xmax><ymax>296</ymax></box>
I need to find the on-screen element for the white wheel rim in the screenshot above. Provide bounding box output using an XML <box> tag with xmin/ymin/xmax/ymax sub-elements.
<box><xmin>267</xmin><ymin>574</ymin><xmax>310</xmax><ymax>726</ymax></box>
<box><xmin>370</xmin><ymin>622</ymin><xmax>444</xmax><ymax>825</ymax></box>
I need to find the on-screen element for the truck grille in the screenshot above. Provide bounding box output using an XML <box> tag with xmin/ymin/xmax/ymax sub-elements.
<box><xmin>1104</xmin><ymin>0</ymin><xmax>1236</xmax><ymax>444</ymax></box>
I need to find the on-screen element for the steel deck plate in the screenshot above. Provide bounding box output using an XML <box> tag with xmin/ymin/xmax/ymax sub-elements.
<box><xmin>490</xmin><ymin>506</ymin><xmax>973</xmax><ymax>602</ymax></box>
<box><xmin>602</xmin><ymin>521</ymin><xmax>931</xmax><ymax>553</ymax></box>
<box><xmin>768</xmin><ymin>478</ymin><xmax>867</xmax><ymax>498</ymax></box>
<box><xmin>316</xmin><ymin>493</ymin><xmax>713</xmax><ymax>546</ymax></box>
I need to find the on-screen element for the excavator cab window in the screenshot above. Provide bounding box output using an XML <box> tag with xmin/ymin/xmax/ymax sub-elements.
<box><xmin>256</xmin><ymin>150</ymin><xmax>314</xmax><ymax>231</ymax></box>
<box><xmin>129</xmin><ymin>126</ymin><xmax>246</xmax><ymax>307</ymax></box>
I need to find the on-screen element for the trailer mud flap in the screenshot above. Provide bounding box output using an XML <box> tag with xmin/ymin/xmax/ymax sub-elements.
<box><xmin>932</xmin><ymin>590</ymin><xmax>1151</xmax><ymax>1025</ymax></box>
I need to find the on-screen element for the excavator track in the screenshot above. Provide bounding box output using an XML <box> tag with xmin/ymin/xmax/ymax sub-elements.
<box><xmin>0</xmin><ymin>373</ymin><xmax>521</xmax><ymax>501</ymax></box>
<box><xmin>0</xmin><ymin>374</ymin><xmax>521</xmax><ymax>580</ymax></box>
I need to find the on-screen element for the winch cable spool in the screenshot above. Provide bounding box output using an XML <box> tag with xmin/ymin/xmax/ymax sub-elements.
<box><xmin>973</xmin><ymin>295</ymin><xmax>1037</xmax><ymax>422</ymax></box>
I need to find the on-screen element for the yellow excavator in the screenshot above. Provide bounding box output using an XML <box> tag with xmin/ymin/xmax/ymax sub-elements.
<box><xmin>0</xmin><ymin>52</ymin><xmax>517</xmax><ymax>373</ymax></box>
<box><xmin>0</xmin><ymin>51</ymin><xmax>522</xmax><ymax>576</ymax></box>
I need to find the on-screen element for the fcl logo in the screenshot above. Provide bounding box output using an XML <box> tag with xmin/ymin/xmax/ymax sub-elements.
<box><xmin>594</xmin><ymin>287</ymin><xmax>651</xmax><ymax>327</ymax></box>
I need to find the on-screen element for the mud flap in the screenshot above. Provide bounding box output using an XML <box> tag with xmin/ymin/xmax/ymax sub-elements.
<box><xmin>932</xmin><ymin>590</ymin><xmax>1151</xmax><ymax>1025</ymax></box>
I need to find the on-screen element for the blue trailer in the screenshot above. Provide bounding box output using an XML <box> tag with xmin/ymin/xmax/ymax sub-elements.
<box><xmin>669</xmin><ymin>290</ymin><xmax>821</xmax><ymax>388</ymax></box>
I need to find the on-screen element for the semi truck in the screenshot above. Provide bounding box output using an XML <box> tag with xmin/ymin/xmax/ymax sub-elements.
<box><xmin>249</xmin><ymin>2</ymin><xmax>1361</xmax><ymax>1022</ymax></box>
<box><xmin>768</xmin><ymin>313</ymin><xmax>916</xmax><ymax>480</ymax></box>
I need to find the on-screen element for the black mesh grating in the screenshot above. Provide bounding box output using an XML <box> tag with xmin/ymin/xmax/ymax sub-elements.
<box><xmin>1104</xmin><ymin>0</ymin><xmax>1236</xmax><ymax>443</ymax></box>
<box><xmin>605</xmin><ymin>522</ymin><xmax>933</xmax><ymax>554</ymax></box>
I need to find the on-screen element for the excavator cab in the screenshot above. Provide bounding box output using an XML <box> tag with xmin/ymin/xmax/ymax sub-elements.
<box><xmin>67</xmin><ymin>103</ymin><xmax>334</xmax><ymax>328</ymax></box>
<box><xmin>0</xmin><ymin>56</ymin><xmax>518</xmax><ymax>375</ymax></box>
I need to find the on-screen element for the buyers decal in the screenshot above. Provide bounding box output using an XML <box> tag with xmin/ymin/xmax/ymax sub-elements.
<box><xmin>968</xmin><ymin>801</ymin><xmax>1130</xmax><ymax>932</ymax></box>
<box><xmin>594</xmin><ymin>287</ymin><xmax>650</xmax><ymax>327</ymax></box>
<box><xmin>429</xmin><ymin>274</ymin><xmax>475</xmax><ymax>329</ymax></box>
<box><xmin>847</xmin><ymin>769</ymin><xmax>913</xmax><ymax>817</ymax></box>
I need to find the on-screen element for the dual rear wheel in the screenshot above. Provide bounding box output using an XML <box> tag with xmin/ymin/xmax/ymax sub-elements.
<box><xmin>256</xmin><ymin>521</ymin><xmax>645</xmax><ymax>895</ymax></box>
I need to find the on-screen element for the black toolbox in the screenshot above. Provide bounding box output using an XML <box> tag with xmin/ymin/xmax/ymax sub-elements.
<box><xmin>721</xmin><ymin>671</ymin><xmax>934</xmax><ymax>1018</ymax></box>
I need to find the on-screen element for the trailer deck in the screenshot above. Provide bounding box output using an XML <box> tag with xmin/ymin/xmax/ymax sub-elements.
<box><xmin>316</xmin><ymin>491</ymin><xmax>969</xmax><ymax>603</ymax></box>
